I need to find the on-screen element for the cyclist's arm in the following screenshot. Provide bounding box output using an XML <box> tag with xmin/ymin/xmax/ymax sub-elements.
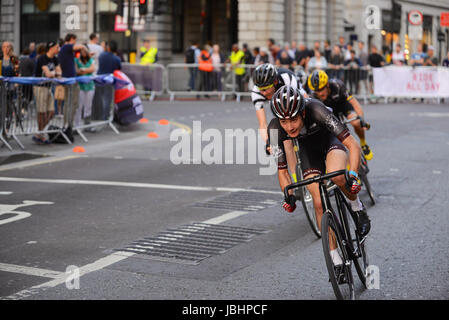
<box><xmin>341</xmin><ymin>134</ymin><xmax>361</xmax><ymax>176</ymax></box>
<box><xmin>279</xmin><ymin>168</ymin><xmax>293</xmax><ymax>194</ymax></box>
<box><xmin>256</xmin><ymin>108</ymin><xmax>268</xmax><ymax>142</ymax></box>
<box><xmin>348</xmin><ymin>96</ymin><xmax>364</xmax><ymax>118</ymax></box>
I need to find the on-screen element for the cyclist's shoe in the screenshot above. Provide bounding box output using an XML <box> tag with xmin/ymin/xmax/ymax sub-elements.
<box><xmin>330</xmin><ymin>264</ymin><xmax>348</xmax><ymax>284</ymax></box>
<box><xmin>355</xmin><ymin>205</ymin><xmax>371</xmax><ymax>237</ymax></box>
<box><xmin>362</xmin><ymin>144</ymin><xmax>373</xmax><ymax>160</ymax></box>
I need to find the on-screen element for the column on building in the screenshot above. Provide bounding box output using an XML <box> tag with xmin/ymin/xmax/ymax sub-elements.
<box><xmin>0</xmin><ymin>0</ymin><xmax>19</xmax><ymax>52</ymax></box>
<box><xmin>238</xmin><ymin>0</ymin><xmax>285</xmax><ymax>49</ymax></box>
<box><xmin>60</xmin><ymin>0</ymin><xmax>90</xmax><ymax>44</ymax></box>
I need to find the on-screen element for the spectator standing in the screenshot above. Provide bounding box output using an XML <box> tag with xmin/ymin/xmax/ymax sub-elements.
<box><xmin>253</xmin><ymin>47</ymin><xmax>261</xmax><ymax>65</ymax></box>
<box><xmin>307</xmin><ymin>49</ymin><xmax>327</xmax><ymax>72</ymax></box>
<box><xmin>267</xmin><ymin>38</ymin><xmax>276</xmax><ymax>63</ymax></box>
<box><xmin>324</xmin><ymin>40</ymin><xmax>332</xmax><ymax>61</ymax></box>
<box><xmin>409</xmin><ymin>43</ymin><xmax>426</xmax><ymax>66</ymax></box>
<box><xmin>229</xmin><ymin>43</ymin><xmax>246</xmax><ymax>92</ymax></box>
<box><xmin>75</xmin><ymin>47</ymin><xmax>96</xmax><ymax>131</ymax></box>
<box><xmin>58</xmin><ymin>34</ymin><xmax>87</xmax><ymax>128</ymax></box>
<box><xmin>29</xmin><ymin>42</ymin><xmax>37</xmax><ymax>60</ymax></box>
<box><xmin>442</xmin><ymin>51</ymin><xmax>449</xmax><ymax>67</ymax></box>
<box><xmin>289</xmin><ymin>41</ymin><xmax>297</xmax><ymax>59</ymax></box>
<box><xmin>185</xmin><ymin>41</ymin><xmax>200</xmax><ymax>91</ymax></box>
<box><xmin>344</xmin><ymin>49</ymin><xmax>362</xmax><ymax>94</ymax></box>
<box><xmin>295</xmin><ymin>43</ymin><xmax>309</xmax><ymax>69</ymax></box>
<box><xmin>140</xmin><ymin>39</ymin><xmax>158</xmax><ymax>65</ymax></box>
<box><xmin>344</xmin><ymin>42</ymin><xmax>353</xmax><ymax>61</ymax></box>
<box><xmin>328</xmin><ymin>45</ymin><xmax>344</xmax><ymax>80</ymax></box>
<box><xmin>258</xmin><ymin>47</ymin><xmax>271</xmax><ymax>65</ymax></box>
<box><xmin>338</xmin><ymin>36</ymin><xmax>347</xmax><ymax>57</ymax></box>
<box><xmin>423</xmin><ymin>46</ymin><xmax>438</xmax><ymax>66</ymax></box>
<box><xmin>87</xmin><ymin>33</ymin><xmax>104</xmax><ymax>74</ymax></box>
<box><xmin>311</xmin><ymin>41</ymin><xmax>322</xmax><ymax>57</ymax></box>
<box><xmin>19</xmin><ymin>48</ymin><xmax>35</xmax><ymax>105</ymax></box>
<box><xmin>242</xmin><ymin>43</ymin><xmax>254</xmax><ymax>65</ymax></box>
<box><xmin>368</xmin><ymin>45</ymin><xmax>385</xmax><ymax>94</ymax></box>
<box><xmin>358</xmin><ymin>41</ymin><xmax>369</xmax><ymax>94</ymax></box>
<box><xmin>391</xmin><ymin>44</ymin><xmax>406</xmax><ymax>65</ymax></box>
<box><xmin>211</xmin><ymin>44</ymin><xmax>224</xmax><ymax>91</ymax></box>
<box><xmin>97</xmin><ymin>40</ymin><xmax>121</xmax><ymax>120</ymax></box>
<box><xmin>19</xmin><ymin>48</ymin><xmax>35</xmax><ymax>77</ymax></box>
<box><xmin>33</xmin><ymin>41</ymin><xmax>61</xmax><ymax>144</ymax></box>
<box><xmin>276</xmin><ymin>50</ymin><xmax>295</xmax><ymax>71</ymax></box>
<box><xmin>198</xmin><ymin>44</ymin><xmax>213</xmax><ymax>94</ymax></box>
<box><xmin>1</xmin><ymin>42</ymin><xmax>19</xmax><ymax>77</ymax></box>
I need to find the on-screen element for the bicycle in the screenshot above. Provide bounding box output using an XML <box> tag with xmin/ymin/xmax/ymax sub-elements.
<box><xmin>284</xmin><ymin>169</ymin><xmax>369</xmax><ymax>300</ymax></box>
<box><xmin>340</xmin><ymin>115</ymin><xmax>375</xmax><ymax>205</ymax></box>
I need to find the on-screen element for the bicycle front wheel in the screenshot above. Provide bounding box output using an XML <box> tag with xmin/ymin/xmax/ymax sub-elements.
<box><xmin>321</xmin><ymin>212</ymin><xmax>355</xmax><ymax>300</ymax></box>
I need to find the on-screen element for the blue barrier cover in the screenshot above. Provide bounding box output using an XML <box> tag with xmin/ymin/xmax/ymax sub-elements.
<box><xmin>0</xmin><ymin>74</ymin><xmax>129</xmax><ymax>89</ymax></box>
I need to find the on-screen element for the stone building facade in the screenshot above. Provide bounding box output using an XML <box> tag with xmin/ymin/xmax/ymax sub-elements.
<box><xmin>1</xmin><ymin>0</ymin><xmax>346</xmax><ymax>63</ymax></box>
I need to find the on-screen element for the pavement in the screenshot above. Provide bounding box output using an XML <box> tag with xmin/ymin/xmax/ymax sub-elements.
<box><xmin>0</xmin><ymin>97</ymin><xmax>448</xmax><ymax>300</ymax></box>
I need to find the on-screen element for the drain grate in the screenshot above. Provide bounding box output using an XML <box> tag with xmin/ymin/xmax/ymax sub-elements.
<box><xmin>116</xmin><ymin>222</ymin><xmax>270</xmax><ymax>265</ymax></box>
<box><xmin>192</xmin><ymin>191</ymin><xmax>281</xmax><ymax>212</ymax></box>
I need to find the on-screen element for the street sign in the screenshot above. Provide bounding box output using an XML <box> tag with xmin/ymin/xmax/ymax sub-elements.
<box><xmin>408</xmin><ymin>10</ymin><xmax>423</xmax><ymax>26</ymax></box>
<box><xmin>114</xmin><ymin>1</ymin><xmax>146</xmax><ymax>32</ymax></box>
<box><xmin>408</xmin><ymin>25</ymin><xmax>423</xmax><ymax>40</ymax></box>
<box><xmin>441</xmin><ymin>12</ymin><xmax>449</xmax><ymax>27</ymax></box>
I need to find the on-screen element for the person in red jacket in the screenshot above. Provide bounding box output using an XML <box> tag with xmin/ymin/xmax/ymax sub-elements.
<box><xmin>198</xmin><ymin>44</ymin><xmax>213</xmax><ymax>96</ymax></box>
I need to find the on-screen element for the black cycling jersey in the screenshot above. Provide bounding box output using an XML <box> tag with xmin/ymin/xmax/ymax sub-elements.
<box><xmin>313</xmin><ymin>78</ymin><xmax>355</xmax><ymax>117</ymax></box>
<box><xmin>268</xmin><ymin>98</ymin><xmax>349</xmax><ymax>175</ymax></box>
<box><xmin>252</xmin><ymin>68</ymin><xmax>306</xmax><ymax>110</ymax></box>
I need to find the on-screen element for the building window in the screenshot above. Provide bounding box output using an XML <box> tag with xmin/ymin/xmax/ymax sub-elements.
<box><xmin>20</xmin><ymin>0</ymin><xmax>61</xmax><ymax>51</ymax></box>
<box><xmin>172</xmin><ymin>0</ymin><xmax>184</xmax><ymax>53</ymax></box>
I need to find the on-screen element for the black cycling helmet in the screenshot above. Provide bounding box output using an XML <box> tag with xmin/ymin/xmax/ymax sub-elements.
<box><xmin>253</xmin><ymin>63</ymin><xmax>278</xmax><ymax>88</ymax></box>
<box><xmin>307</xmin><ymin>69</ymin><xmax>329</xmax><ymax>91</ymax></box>
<box><xmin>270</xmin><ymin>85</ymin><xmax>305</xmax><ymax>120</ymax></box>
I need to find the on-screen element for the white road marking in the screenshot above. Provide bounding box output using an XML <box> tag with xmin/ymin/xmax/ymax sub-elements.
<box><xmin>410</xmin><ymin>112</ymin><xmax>449</xmax><ymax>118</ymax></box>
<box><xmin>390</xmin><ymin>168</ymin><xmax>399</xmax><ymax>172</ymax></box>
<box><xmin>0</xmin><ymin>177</ymin><xmax>282</xmax><ymax>195</ymax></box>
<box><xmin>432</xmin><ymin>170</ymin><xmax>442</xmax><ymax>175</ymax></box>
<box><xmin>0</xmin><ymin>156</ymin><xmax>80</xmax><ymax>172</ymax></box>
<box><xmin>0</xmin><ymin>200</ymin><xmax>54</xmax><ymax>226</ymax></box>
<box><xmin>0</xmin><ymin>263</ymin><xmax>64</xmax><ymax>279</ymax></box>
<box><xmin>202</xmin><ymin>211</ymin><xmax>250</xmax><ymax>225</ymax></box>
<box><xmin>2</xmin><ymin>207</ymin><xmax>258</xmax><ymax>300</ymax></box>
<box><xmin>0</xmin><ymin>192</ymin><xmax>13</xmax><ymax>195</ymax></box>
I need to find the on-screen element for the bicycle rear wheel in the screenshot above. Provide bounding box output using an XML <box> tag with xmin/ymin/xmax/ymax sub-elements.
<box><xmin>321</xmin><ymin>211</ymin><xmax>355</xmax><ymax>300</ymax></box>
<box><xmin>360</xmin><ymin>155</ymin><xmax>375</xmax><ymax>206</ymax></box>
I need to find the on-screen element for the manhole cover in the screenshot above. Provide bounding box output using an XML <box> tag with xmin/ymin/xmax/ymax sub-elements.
<box><xmin>116</xmin><ymin>222</ymin><xmax>270</xmax><ymax>265</ymax></box>
<box><xmin>192</xmin><ymin>191</ymin><xmax>280</xmax><ymax>212</ymax></box>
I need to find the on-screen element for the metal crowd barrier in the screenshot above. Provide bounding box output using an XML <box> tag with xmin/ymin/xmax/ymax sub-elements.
<box><xmin>0</xmin><ymin>75</ymin><xmax>126</xmax><ymax>150</ymax></box>
<box><xmin>167</xmin><ymin>63</ymin><xmax>250</xmax><ymax>101</ymax></box>
<box><xmin>121</xmin><ymin>63</ymin><xmax>166</xmax><ymax>101</ymax></box>
<box><xmin>0</xmin><ymin>79</ymin><xmax>13</xmax><ymax>151</ymax></box>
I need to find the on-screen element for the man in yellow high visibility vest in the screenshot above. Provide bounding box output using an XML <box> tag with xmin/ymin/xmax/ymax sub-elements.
<box><xmin>229</xmin><ymin>43</ymin><xmax>245</xmax><ymax>92</ymax></box>
<box><xmin>140</xmin><ymin>39</ymin><xmax>158</xmax><ymax>65</ymax></box>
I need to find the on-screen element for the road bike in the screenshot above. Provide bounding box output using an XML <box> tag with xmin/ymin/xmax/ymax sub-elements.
<box><xmin>284</xmin><ymin>169</ymin><xmax>369</xmax><ymax>300</ymax></box>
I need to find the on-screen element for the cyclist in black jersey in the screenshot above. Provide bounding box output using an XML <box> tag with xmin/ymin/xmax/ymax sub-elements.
<box><xmin>267</xmin><ymin>86</ymin><xmax>371</xmax><ymax>246</ymax></box>
<box><xmin>307</xmin><ymin>70</ymin><xmax>373</xmax><ymax>160</ymax></box>
<box><xmin>252</xmin><ymin>63</ymin><xmax>307</xmax><ymax>183</ymax></box>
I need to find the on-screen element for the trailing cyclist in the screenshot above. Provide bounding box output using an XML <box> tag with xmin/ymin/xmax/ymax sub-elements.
<box><xmin>267</xmin><ymin>85</ymin><xmax>371</xmax><ymax>269</ymax></box>
<box><xmin>307</xmin><ymin>70</ymin><xmax>373</xmax><ymax>160</ymax></box>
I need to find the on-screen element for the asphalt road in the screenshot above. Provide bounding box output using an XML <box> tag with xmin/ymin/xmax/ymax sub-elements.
<box><xmin>0</xmin><ymin>97</ymin><xmax>448</xmax><ymax>300</ymax></box>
